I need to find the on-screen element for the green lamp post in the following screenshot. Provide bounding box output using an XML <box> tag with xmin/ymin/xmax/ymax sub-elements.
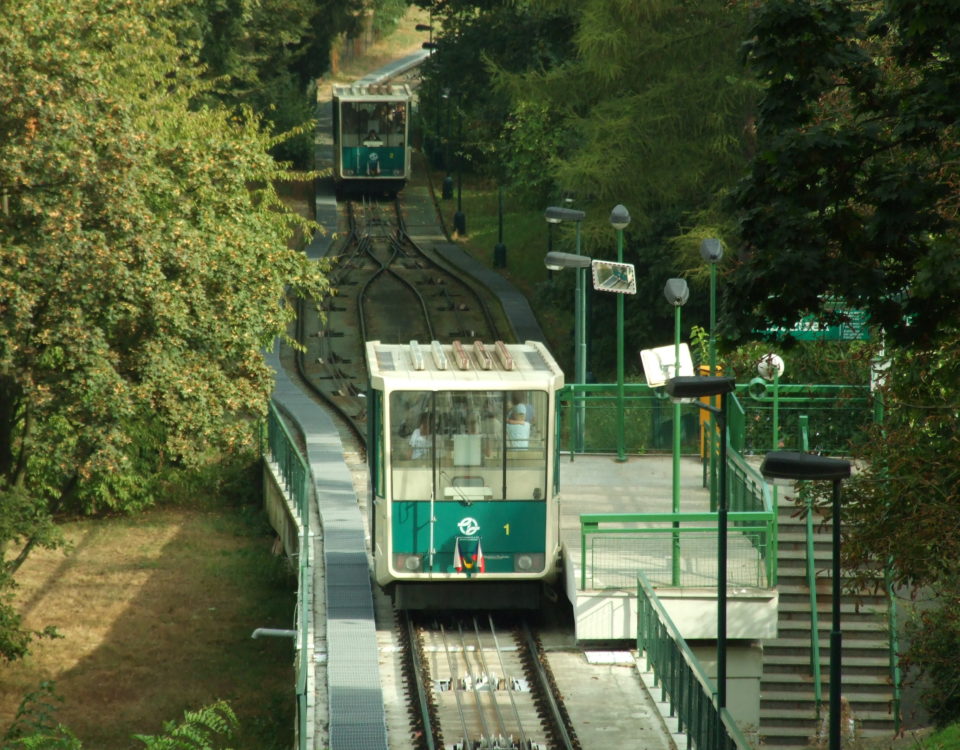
<box><xmin>609</xmin><ymin>204</ymin><xmax>631</xmax><ymax>461</ymax></box>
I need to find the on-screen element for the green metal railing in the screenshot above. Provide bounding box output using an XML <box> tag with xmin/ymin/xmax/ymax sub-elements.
<box><xmin>886</xmin><ymin>564</ymin><xmax>902</xmax><ymax>733</ymax></box>
<box><xmin>637</xmin><ymin>572</ymin><xmax>753</xmax><ymax>750</ymax></box>
<box><xmin>559</xmin><ymin>384</ymin><xmax>702</xmax><ymax>457</ymax></box>
<box><xmin>735</xmin><ymin>381</ymin><xmax>873</xmax><ymax>456</ymax></box>
<box><xmin>558</xmin><ymin>383</ymin><xmax>875</xmax><ymax>458</ymax></box>
<box><xmin>266</xmin><ymin>401</ymin><xmax>311</xmax><ymax>750</ymax></box>
<box><xmin>727</xmin><ymin>447</ymin><xmax>779</xmax><ymax>586</ymax></box>
<box><xmin>580</xmin><ymin>511</ymin><xmax>775</xmax><ymax>590</ymax></box>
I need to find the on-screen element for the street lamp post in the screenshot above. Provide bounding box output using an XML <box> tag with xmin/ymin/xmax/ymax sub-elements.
<box><xmin>453</xmin><ymin>95</ymin><xmax>466</xmax><ymax>236</ymax></box>
<box><xmin>609</xmin><ymin>204</ymin><xmax>631</xmax><ymax>461</ymax></box>
<box><xmin>664</xmin><ymin>279</ymin><xmax>690</xmax><ymax>586</ymax></box>
<box><xmin>441</xmin><ymin>88</ymin><xmax>453</xmax><ymax>199</ymax></box>
<box><xmin>494</xmin><ymin>186</ymin><xmax>507</xmax><ymax>268</ymax></box>
<box><xmin>545</xmin><ymin>206</ymin><xmax>587</xmax><ymax>451</ymax></box>
<box><xmin>699</xmin><ymin>238</ymin><xmax>723</xmax><ymax>376</ymax></box>
<box><xmin>664</xmin><ymin>280</ymin><xmax>690</xmax><ymax>501</ymax></box>
<box><xmin>665</xmin><ymin>375</ymin><xmax>736</xmax><ymax>714</ymax></box>
<box><xmin>761</xmin><ymin>451</ymin><xmax>851</xmax><ymax>750</ymax></box>
<box><xmin>545</xmin><ymin>249</ymin><xmax>592</xmax><ymax>457</ymax></box>
<box><xmin>699</xmin><ymin>238</ymin><xmax>724</xmax><ymax>499</ymax></box>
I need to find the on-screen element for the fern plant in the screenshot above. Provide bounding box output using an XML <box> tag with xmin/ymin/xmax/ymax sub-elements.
<box><xmin>132</xmin><ymin>701</ymin><xmax>238</xmax><ymax>750</ymax></box>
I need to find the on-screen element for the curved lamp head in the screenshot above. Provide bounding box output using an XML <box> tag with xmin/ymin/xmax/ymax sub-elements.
<box><xmin>664</xmin><ymin>278</ymin><xmax>690</xmax><ymax>306</ymax></box>
<box><xmin>609</xmin><ymin>204</ymin><xmax>631</xmax><ymax>230</ymax></box>
<box><xmin>545</xmin><ymin>251</ymin><xmax>592</xmax><ymax>271</ymax></box>
<box><xmin>761</xmin><ymin>451</ymin><xmax>851</xmax><ymax>485</ymax></box>
<box><xmin>700</xmin><ymin>237</ymin><xmax>724</xmax><ymax>263</ymax></box>
<box><xmin>665</xmin><ymin>375</ymin><xmax>736</xmax><ymax>402</ymax></box>
<box><xmin>544</xmin><ymin>206</ymin><xmax>586</xmax><ymax>224</ymax></box>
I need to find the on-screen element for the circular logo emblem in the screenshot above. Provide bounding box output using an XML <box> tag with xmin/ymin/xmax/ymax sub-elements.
<box><xmin>458</xmin><ymin>517</ymin><xmax>480</xmax><ymax>536</ymax></box>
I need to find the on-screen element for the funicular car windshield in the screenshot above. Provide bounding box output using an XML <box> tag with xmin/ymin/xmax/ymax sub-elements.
<box><xmin>390</xmin><ymin>389</ymin><xmax>547</xmax><ymax>502</ymax></box>
<box><xmin>340</xmin><ymin>100</ymin><xmax>407</xmax><ymax>148</ymax></box>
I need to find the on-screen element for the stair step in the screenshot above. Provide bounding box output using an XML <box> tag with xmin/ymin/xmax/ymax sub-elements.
<box><xmin>761</xmin><ymin>689</ymin><xmax>891</xmax><ymax>703</ymax></box>
<box><xmin>764</xmin><ymin>654</ymin><xmax>889</xmax><ymax>667</ymax></box>
<box><xmin>764</xmin><ymin>630</ymin><xmax>890</xmax><ymax>653</ymax></box>
<box><xmin>780</xmin><ymin>604</ymin><xmax>886</xmax><ymax>612</ymax></box>
<box><xmin>762</xmin><ymin>673</ymin><xmax>892</xmax><ymax>687</ymax></box>
<box><xmin>777</xmin><ymin>618</ymin><xmax>889</xmax><ymax>631</ymax></box>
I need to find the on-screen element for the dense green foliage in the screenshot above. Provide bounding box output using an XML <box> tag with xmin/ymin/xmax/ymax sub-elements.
<box><xmin>725</xmin><ymin>0</ymin><xmax>960</xmax><ymax>349</ymax></box>
<box><xmin>180</xmin><ymin>0</ymin><xmax>363</xmax><ymax>165</ymax></box>
<box><xmin>417</xmin><ymin>0</ymin><xmax>753</xmax><ymax>374</ymax></box>
<box><xmin>0</xmin><ymin>0</ymin><xmax>327</xmax><ymax>661</ymax></box>
<box><xmin>729</xmin><ymin>0</ymin><xmax>960</xmax><ymax>724</ymax></box>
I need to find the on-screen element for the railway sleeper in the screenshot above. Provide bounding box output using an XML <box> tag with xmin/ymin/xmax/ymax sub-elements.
<box><xmin>451</xmin><ymin>737</ymin><xmax>544</xmax><ymax>750</ymax></box>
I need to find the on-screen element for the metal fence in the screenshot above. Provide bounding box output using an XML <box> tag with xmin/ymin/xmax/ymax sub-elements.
<box><xmin>557</xmin><ymin>382</ymin><xmax>876</xmax><ymax>458</ymax></box>
<box><xmin>637</xmin><ymin>572</ymin><xmax>753</xmax><ymax>750</ymax></box>
<box><xmin>581</xmin><ymin>512</ymin><xmax>775</xmax><ymax>590</ymax></box>
<box><xmin>265</xmin><ymin>401</ymin><xmax>312</xmax><ymax>750</ymax></box>
<box><xmin>733</xmin><ymin>380</ymin><xmax>874</xmax><ymax>456</ymax></box>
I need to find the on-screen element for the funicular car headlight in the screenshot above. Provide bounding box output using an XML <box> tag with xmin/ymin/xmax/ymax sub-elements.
<box><xmin>396</xmin><ymin>554</ymin><xmax>422</xmax><ymax>572</ymax></box>
<box><xmin>514</xmin><ymin>554</ymin><xmax>544</xmax><ymax>572</ymax></box>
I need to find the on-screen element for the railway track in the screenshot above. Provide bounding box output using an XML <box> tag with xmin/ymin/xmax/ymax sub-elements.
<box><xmin>296</xmin><ymin>196</ymin><xmax>504</xmax><ymax>443</ymax></box>
<box><xmin>401</xmin><ymin>612</ymin><xmax>580</xmax><ymax>750</ymax></box>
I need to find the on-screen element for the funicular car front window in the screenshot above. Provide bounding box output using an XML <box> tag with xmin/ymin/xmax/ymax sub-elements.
<box><xmin>390</xmin><ymin>389</ymin><xmax>547</xmax><ymax>502</ymax></box>
<box><xmin>342</xmin><ymin>101</ymin><xmax>406</xmax><ymax>147</ymax></box>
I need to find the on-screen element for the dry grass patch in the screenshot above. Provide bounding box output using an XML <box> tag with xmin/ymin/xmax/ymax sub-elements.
<box><xmin>1</xmin><ymin>503</ymin><xmax>295</xmax><ymax>750</ymax></box>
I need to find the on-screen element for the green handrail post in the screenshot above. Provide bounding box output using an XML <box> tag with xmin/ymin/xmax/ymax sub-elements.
<box><xmin>636</xmin><ymin>573</ymin><xmax>753</xmax><ymax>749</ymax></box>
<box><xmin>804</xmin><ymin>479</ymin><xmax>823</xmax><ymax>718</ymax></box>
<box><xmin>580</xmin><ymin>518</ymin><xmax>598</xmax><ymax>589</ymax></box>
<box><xmin>886</xmin><ymin>561</ymin><xmax>902</xmax><ymax>733</ymax></box>
<box><xmin>799</xmin><ymin>414</ymin><xmax>810</xmax><ymax>451</ymax></box>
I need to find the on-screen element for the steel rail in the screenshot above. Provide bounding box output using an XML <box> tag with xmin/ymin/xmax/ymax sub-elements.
<box><xmin>519</xmin><ymin>620</ymin><xmax>577</xmax><ymax>750</ymax></box>
<box><xmin>487</xmin><ymin>614</ymin><xmax>530</xmax><ymax>749</ymax></box>
<box><xmin>403</xmin><ymin>612</ymin><xmax>438</xmax><ymax>750</ymax></box>
<box><xmin>439</xmin><ymin>622</ymin><xmax>472</xmax><ymax>749</ymax></box>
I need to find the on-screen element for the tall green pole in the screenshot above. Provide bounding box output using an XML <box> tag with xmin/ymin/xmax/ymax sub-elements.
<box><xmin>672</xmin><ymin>303</ymin><xmax>682</xmax><ymax>585</ymax></box>
<box><xmin>616</xmin><ymin>227</ymin><xmax>626</xmax><ymax>462</ymax></box>
<box><xmin>609</xmin><ymin>205</ymin><xmax>630</xmax><ymax>462</ymax></box>
<box><xmin>699</xmin><ymin>238</ymin><xmax>723</xmax><ymax>509</ymax></box>
<box><xmin>575</xmin><ymin>221</ymin><xmax>586</xmax><ymax>453</ymax></box>
<box><xmin>709</xmin><ymin>262</ymin><xmax>718</xmax><ymax>506</ymax></box>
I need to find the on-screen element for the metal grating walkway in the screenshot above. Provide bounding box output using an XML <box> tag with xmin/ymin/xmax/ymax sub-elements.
<box><xmin>268</xmin><ymin>341</ymin><xmax>388</xmax><ymax>750</ymax></box>
<box><xmin>271</xmin><ymin>79</ymin><xmax>389</xmax><ymax>747</ymax></box>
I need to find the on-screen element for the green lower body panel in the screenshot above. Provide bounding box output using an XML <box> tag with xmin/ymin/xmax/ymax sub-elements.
<box><xmin>392</xmin><ymin>500</ymin><xmax>546</xmax><ymax>575</ymax></box>
<box><xmin>340</xmin><ymin>146</ymin><xmax>406</xmax><ymax>178</ymax></box>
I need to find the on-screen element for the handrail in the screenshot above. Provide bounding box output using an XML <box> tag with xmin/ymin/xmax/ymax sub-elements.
<box><xmin>803</xmin><ymin>482</ymin><xmax>823</xmax><ymax>719</ymax></box>
<box><xmin>580</xmin><ymin>510</ymin><xmax>775</xmax><ymax>590</ymax></box>
<box><xmin>266</xmin><ymin>400</ymin><xmax>312</xmax><ymax>750</ymax></box>
<box><xmin>886</xmin><ymin>562</ymin><xmax>902</xmax><ymax>733</ymax></box>
<box><xmin>555</xmin><ymin>382</ymin><xmax>872</xmax><ymax>456</ymax></box>
<box><xmin>636</xmin><ymin>571</ymin><xmax>753</xmax><ymax>750</ymax></box>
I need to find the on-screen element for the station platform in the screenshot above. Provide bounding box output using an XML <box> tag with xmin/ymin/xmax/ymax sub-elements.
<box><xmin>556</xmin><ymin>452</ymin><xmax>777</xmax><ymax>738</ymax></box>
<box><xmin>558</xmin><ymin>452</ymin><xmax>777</xmax><ymax>643</ymax></box>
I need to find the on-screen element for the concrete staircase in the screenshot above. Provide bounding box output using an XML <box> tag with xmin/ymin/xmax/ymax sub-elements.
<box><xmin>759</xmin><ymin>496</ymin><xmax>898</xmax><ymax>747</ymax></box>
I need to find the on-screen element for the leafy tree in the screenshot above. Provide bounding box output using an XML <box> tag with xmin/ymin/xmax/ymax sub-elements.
<box><xmin>176</xmin><ymin>0</ymin><xmax>366</xmax><ymax>165</ymax></box>
<box><xmin>435</xmin><ymin>0</ymin><xmax>754</xmax><ymax>373</ymax></box>
<box><xmin>0</xmin><ymin>0</ymin><xmax>327</xmax><ymax>659</ymax></box>
<box><xmin>730</xmin><ymin>1</ymin><xmax>960</xmax><ymax>722</ymax></box>
<box><xmin>724</xmin><ymin>0</ymin><xmax>960</xmax><ymax>348</ymax></box>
